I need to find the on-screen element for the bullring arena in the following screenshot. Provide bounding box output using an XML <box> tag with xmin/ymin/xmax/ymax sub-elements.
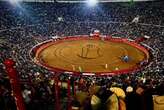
<box><xmin>32</xmin><ymin>35</ymin><xmax>150</xmax><ymax>76</ymax></box>
<box><xmin>2</xmin><ymin>1</ymin><xmax>164</xmax><ymax>110</ymax></box>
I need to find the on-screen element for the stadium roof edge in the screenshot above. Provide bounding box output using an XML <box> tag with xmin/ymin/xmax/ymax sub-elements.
<box><xmin>56</xmin><ymin>0</ymin><xmax>155</xmax><ymax>3</ymax></box>
<box><xmin>0</xmin><ymin>0</ymin><xmax>155</xmax><ymax>3</ymax></box>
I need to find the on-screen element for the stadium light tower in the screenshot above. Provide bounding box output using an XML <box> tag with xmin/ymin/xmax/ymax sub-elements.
<box><xmin>87</xmin><ymin>0</ymin><xmax>98</xmax><ymax>7</ymax></box>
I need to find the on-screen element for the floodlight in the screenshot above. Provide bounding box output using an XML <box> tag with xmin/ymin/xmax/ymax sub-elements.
<box><xmin>9</xmin><ymin>0</ymin><xmax>19</xmax><ymax>4</ymax></box>
<box><xmin>8</xmin><ymin>0</ymin><xmax>22</xmax><ymax>6</ymax></box>
<box><xmin>87</xmin><ymin>0</ymin><xmax>98</xmax><ymax>7</ymax></box>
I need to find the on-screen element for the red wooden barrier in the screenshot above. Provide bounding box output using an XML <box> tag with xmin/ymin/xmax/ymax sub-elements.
<box><xmin>4</xmin><ymin>59</ymin><xmax>26</xmax><ymax>110</ymax></box>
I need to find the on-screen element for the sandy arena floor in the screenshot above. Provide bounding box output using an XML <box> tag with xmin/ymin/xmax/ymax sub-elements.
<box><xmin>36</xmin><ymin>38</ymin><xmax>149</xmax><ymax>74</ymax></box>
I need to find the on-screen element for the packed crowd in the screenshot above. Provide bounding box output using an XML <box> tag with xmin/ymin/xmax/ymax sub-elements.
<box><xmin>0</xmin><ymin>1</ymin><xmax>164</xmax><ymax>110</ymax></box>
<box><xmin>1</xmin><ymin>1</ymin><xmax>164</xmax><ymax>30</ymax></box>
